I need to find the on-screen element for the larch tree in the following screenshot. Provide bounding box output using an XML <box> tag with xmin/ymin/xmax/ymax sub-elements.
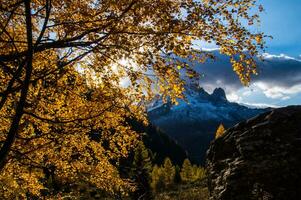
<box><xmin>180</xmin><ymin>158</ymin><xmax>193</xmax><ymax>183</ymax></box>
<box><xmin>0</xmin><ymin>0</ymin><xmax>265</xmax><ymax>198</ymax></box>
<box><xmin>192</xmin><ymin>165</ymin><xmax>206</xmax><ymax>182</ymax></box>
<box><xmin>215</xmin><ymin>123</ymin><xmax>226</xmax><ymax>139</ymax></box>
<box><xmin>150</xmin><ymin>164</ymin><xmax>164</xmax><ymax>192</ymax></box>
<box><xmin>162</xmin><ymin>157</ymin><xmax>175</xmax><ymax>188</ymax></box>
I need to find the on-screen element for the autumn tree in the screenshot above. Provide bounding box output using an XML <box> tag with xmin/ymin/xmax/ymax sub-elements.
<box><xmin>150</xmin><ymin>157</ymin><xmax>175</xmax><ymax>191</ymax></box>
<box><xmin>192</xmin><ymin>165</ymin><xmax>206</xmax><ymax>182</ymax></box>
<box><xmin>180</xmin><ymin>158</ymin><xmax>193</xmax><ymax>183</ymax></box>
<box><xmin>150</xmin><ymin>164</ymin><xmax>164</xmax><ymax>192</ymax></box>
<box><xmin>0</xmin><ymin>0</ymin><xmax>265</xmax><ymax>197</ymax></box>
<box><xmin>180</xmin><ymin>159</ymin><xmax>206</xmax><ymax>183</ymax></box>
<box><xmin>215</xmin><ymin>123</ymin><xmax>226</xmax><ymax>139</ymax></box>
<box><xmin>161</xmin><ymin>157</ymin><xmax>176</xmax><ymax>188</ymax></box>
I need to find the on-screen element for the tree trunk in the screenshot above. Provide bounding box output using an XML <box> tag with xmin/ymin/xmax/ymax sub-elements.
<box><xmin>0</xmin><ymin>0</ymin><xmax>33</xmax><ymax>171</ymax></box>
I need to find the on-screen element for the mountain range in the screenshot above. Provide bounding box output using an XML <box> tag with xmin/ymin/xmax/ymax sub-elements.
<box><xmin>145</xmin><ymin>51</ymin><xmax>301</xmax><ymax>164</ymax></box>
<box><xmin>147</xmin><ymin>86</ymin><xmax>269</xmax><ymax>164</ymax></box>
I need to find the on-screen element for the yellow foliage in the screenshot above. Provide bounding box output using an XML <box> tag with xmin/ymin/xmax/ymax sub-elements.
<box><xmin>215</xmin><ymin>124</ymin><xmax>226</xmax><ymax>139</ymax></box>
<box><xmin>0</xmin><ymin>0</ymin><xmax>264</xmax><ymax>198</ymax></box>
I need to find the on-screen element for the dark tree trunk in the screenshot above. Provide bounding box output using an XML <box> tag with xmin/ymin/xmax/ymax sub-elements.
<box><xmin>0</xmin><ymin>0</ymin><xmax>33</xmax><ymax>170</ymax></box>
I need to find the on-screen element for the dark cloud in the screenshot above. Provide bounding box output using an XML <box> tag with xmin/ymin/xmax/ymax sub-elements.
<box><xmin>189</xmin><ymin>51</ymin><xmax>301</xmax><ymax>94</ymax></box>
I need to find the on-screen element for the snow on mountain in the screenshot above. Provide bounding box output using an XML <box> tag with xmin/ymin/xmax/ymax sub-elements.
<box><xmin>148</xmin><ymin>86</ymin><xmax>264</xmax><ymax>124</ymax></box>
<box><xmin>147</xmin><ymin>86</ymin><xmax>268</xmax><ymax>164</ymax></box>
<box><xmin>146</xmin><ymin>50</ymin><xmax>301</xmax><ymax>163</ymax></box>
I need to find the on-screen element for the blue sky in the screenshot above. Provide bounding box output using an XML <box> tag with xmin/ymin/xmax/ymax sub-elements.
<box><xmin>258</xmin><ymin>0</ymin><xmax>301</xmax><ymax>57</ymax></box>
<box><xmin>243</xmin><ymin>0</ymin><xmax>301</xmax><ymax>107</ymax></box>
<box><xmin>198</xmin><ymin>0</ymin><xmax>301</xmax><ymax>107</ymax></box>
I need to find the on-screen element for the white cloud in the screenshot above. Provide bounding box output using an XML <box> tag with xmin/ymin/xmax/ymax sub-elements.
<box><xmin>227</xmin><ymin>93</ymin><xmax>242</xmax><ymax>102</ymax></box>
<box><xmin>242</xmin><ymin>90</ymin><xmax>252</xmax><ymax>97</ymax></box>
<box><xmin>201</xmin><ymin>47</ymin><xmax>220</xmax><ymax>52</ymax></box>
<box><xmin>254</xmin><ymin>82</ymin><xmax>301</xmax><ymax>99</ymax></box>
<box><xmin>192</xmin><ymin>39</ymin><xmax>220</xmax><ymax>51</ymax></box>
<box><xmin>260</xmin><ymin>53</ymin><xmax>301</xmax><ymax>62</ymax></box>
<box><xmin>216</xmin><ymin>79</ymin><xmax>222</xmax><ymax>84</ymax></box>
<box><xmin>195</xmin><ymin>51</ymin><xmax>301</xmax><ymax>106</ymax></box>
<box><xmin>241</xmin><ymin>102</ymin><xmax>280</xmax><ymax>108</ymax></box>
<box><xmin>281</xmin><ymin>96</ymin><xmax>291</xmax><ymax>100</ymax></box>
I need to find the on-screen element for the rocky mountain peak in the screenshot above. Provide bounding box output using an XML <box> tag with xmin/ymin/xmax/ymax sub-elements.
<box><xmin>148</xmin><ymin>85</ymin><xmax>267</xmax><ymax>164</ymax></box>
<box><xmin>210</xmin><ymin>87</ymin><xmax>227</xmax><ymax>102</ymax></box>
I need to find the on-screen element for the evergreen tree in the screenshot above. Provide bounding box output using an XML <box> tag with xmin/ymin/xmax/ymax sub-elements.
<box><xmin>192</xmin><ymin>165</ymin><xmax>206</xmax><ymax>182</ymax></box>
<box><xmin>180</xmin><ymin>159</ymin><xmax>193</xmax><ymax>183</ymax></box>
<box><xmin>197</xmin><ymin>167</ymin><xmax>206</xmax><ymax>181</ymax></box>
<box><xmin>150</xmin><ymin>164</ymin><xmax>164</xmax><ymax>192</ymax></box>
<box><xmin>162</xmin><ymin>157</ymin><xmax>175</xmax><ymax>188</ymax></box>
<box><xmin>192</xmin><ymin>165</ymin><xmax>199</xmax><ymax>182</ymax></box>
<box><xmin>215</xmin><ymin>124</ymin><xmax>226</xmax><ymax>139</ymax></box>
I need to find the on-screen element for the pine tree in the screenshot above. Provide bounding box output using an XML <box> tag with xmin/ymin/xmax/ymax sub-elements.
<box><xmin>215</xmin><ymin>124</ymin><xmax>226</xmax><ymax>139</ymax></box>
<box><xmin>162</xmin><ymin>157</ymin><xmax>175</xmax><ymax>188</ymax></box>
<box><xmin>180</xmin><ymin>159</ymin><xmax>193</xmax><ymax>183</ymax></box>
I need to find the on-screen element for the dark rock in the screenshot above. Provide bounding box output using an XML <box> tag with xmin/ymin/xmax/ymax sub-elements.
<box><xmin>206</xmin><ymin>106</ymin><xmax>301</xmax><ymax>200</ymax></box>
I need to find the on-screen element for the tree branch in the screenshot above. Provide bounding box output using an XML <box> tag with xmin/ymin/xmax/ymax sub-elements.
<box><xmin>34</xmin><ymin>0</ymin><xmax>51</xmax><ymax>47</ymax></box>
<box><xmin>0</xmin><ymin>0</ymin><xmax>33</xmax><ymax>171</ymax></box>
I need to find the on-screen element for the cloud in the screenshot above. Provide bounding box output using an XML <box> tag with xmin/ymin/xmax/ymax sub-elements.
<box><xmin>197</xmin><ymin>51</ymin><xmax>301</xmax><ymax>89</ymax></box>
<box><xmin>255</xmin><ymin>82</ymin><xmax>301</xmax><ymax>100</ymax></box>
<box><xmin>241</xmin><ymin>102</ymin><xmax>280</xmax><ymax>108</ymax></box>
<box><xmin>201</xmin><ymin>47</ymin><xmax>220</xmax><ymax>52</ymax></box>
<box><xmin>282</xmin><ymin>96</ymin><xmax>291</xmax><ymax>100</ymax></box>
<box><xmin>191</xmin><ymin>51</ymin><xmax>301</xmax><ymax>104</ymax></box>
<box><xmin>242</xmin><ymin>90</ymin><xmax>252</xmax><ymax>97</ymax></box>
<box><xmin>260</xmin><ymin>53</ymin><xmax>301</xmax><ymax>62</ymax></box>
<box><xmin>227</xmin><ymin>93</ymin><xmax>242</xmax><ymax>102</ymax></box>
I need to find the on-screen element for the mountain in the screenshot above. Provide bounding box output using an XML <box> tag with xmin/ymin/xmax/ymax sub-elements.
<box><xmin>146</xmin><ymin>50</ymin><xmax>301</xmax><ymax>164</ymax></box>
<box><xmin>148</xmin><ymin>86</ymin><xmax>269</xmax><ymax>164</ymax></box>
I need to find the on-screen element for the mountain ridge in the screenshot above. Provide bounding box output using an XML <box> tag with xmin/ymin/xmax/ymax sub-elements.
<box><xmin>148</xmin><ymin>86</ymin><xmax>269</xmax><ymax>164</ymax></box>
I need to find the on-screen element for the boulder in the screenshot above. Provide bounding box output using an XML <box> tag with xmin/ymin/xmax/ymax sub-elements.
<box><xmin>206</xmin><ymin>106</ymin><xmax>301</xmax><ymax>200</ymax></box>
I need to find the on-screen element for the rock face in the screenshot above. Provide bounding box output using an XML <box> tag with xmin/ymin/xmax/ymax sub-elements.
<box><xmin>206</xmin><ymin>106</ymin><xmax>301</xmax><ymax>200</ymax></box>
<box><xmin>210</xmin><ymin>88</ymin><xmax>227</xmax><ymax>103</ymax></box>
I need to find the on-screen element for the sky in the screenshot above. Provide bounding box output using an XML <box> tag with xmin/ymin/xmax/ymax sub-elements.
<box><xmin>258</xmin><ymin>0</ymin><xmax>301</xmax><ymax>57</ymax></box>
<box><xmin>199</xmin><ymin>0</ymin><xmax>301</xmax><ymax>108</ymax></box>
